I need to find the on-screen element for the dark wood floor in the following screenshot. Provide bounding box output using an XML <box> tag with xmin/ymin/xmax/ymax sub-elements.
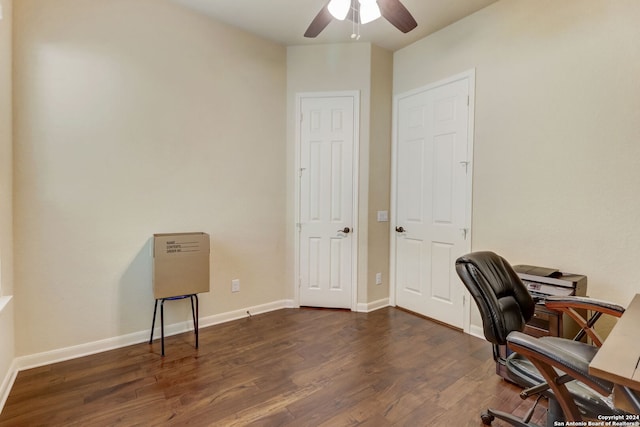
<box><xmin>0</xmin><ymin>307</ymin><xmax>548</xmax><ymax>426</ymax></box>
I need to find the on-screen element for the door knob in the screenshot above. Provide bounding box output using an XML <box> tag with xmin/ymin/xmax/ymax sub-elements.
<box><xmin>338</xmin><ymin>227</ymin><xmax>351</xmax><ymax>234</ymax></box>
<box><xmin>395</xmin><ymin>226</ymin><xmax>405</xmax><ymax>233</ymax></box>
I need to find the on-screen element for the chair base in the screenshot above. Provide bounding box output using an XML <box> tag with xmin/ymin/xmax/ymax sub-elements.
<box><xmin>481</xmin><ymin>396</ymin><xmax>562</xmax><ymax>427</ymax></box>
<box><xmin>481</xmin><ymin>409</ymin><xmax>541</xmax><ymax>427</ymax></box>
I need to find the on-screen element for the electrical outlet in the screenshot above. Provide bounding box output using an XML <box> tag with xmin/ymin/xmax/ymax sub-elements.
<box><xmin>375</xmin><ymin>272</ymin><xmax>382</xmax><ymax>285</ymax></box>
<box><xmin>231</xmin><ymin>279</ymin><xmax>240</xmax><ymax>293</ymax></box>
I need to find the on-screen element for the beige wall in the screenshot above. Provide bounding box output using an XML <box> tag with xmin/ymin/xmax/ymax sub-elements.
<box><xmin>394</xmin><ymin>0</ymin><xmax>640</xmax><ymax>330</ymax></box>
<box><xmin>0</xmin><ymin>0</ymin><xmax>12</xmax><ymax>297</ymax></box>
<box><xmin>13</xmin><ymin>0</ymin><xmax>639</xmax><ymax>365</ymax></box>
<box><xmin>286</xmin><ymin>43</ymin><xmax>392</xmax><ymax>307</ymax></box>
<box><xmin>13</xmin><ymin>0</ymin><xmax>287</xmax><ymax>356</ymax></box>
<box><xmin>0</xmin><ymin>0</ymin><xmax>15</xmax><ymax>402</ymax></box>
<box><xmin>367</xmin><ymin>45</ymin><xmax>393</xmax><ymax>303</ymax></box>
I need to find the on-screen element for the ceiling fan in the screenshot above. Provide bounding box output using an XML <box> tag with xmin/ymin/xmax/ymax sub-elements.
<box><xmin>304</xmin><ymin>0</ymin><xmax>418</xmax><ymax>38</ymax></box>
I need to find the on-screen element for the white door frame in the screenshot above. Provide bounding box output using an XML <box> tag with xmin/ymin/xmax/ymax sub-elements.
<box><xmin>389</xmin><ymin>70</ymin><xmax>475</xmax><ymax>333</ymax></box>
<box><xmin>294</xmin><ymin>91</ymin><xmax>360</xmax><ymax>310</ymax></box>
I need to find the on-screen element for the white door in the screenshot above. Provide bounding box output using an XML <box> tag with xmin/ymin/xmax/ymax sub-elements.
<box><xmin>298</xmin><ymin>94</ymin><xmax>357</xmax><ymax>309</ymax></box>
<box><xmin>392</xmin><ymin>74</ymin><xmax>473</xmax><ymax>329</ymax></box>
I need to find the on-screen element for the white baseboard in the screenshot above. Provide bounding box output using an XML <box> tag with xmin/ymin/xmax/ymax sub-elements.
<box><xmin>0</xmin><ymin>358</ymin><xmax>18</xmax><ymax>415</ymax></box>
<box><xmin>469</xmin><ymin>324</ymin><xmax>486</xmax><ymax>341</ymax></box>
<box><xmin>356</xmin><ymin>298</ymin><xmax>390</xmax><ymax>313</ymax></box>
<box><xmin>0</xmin><ymin>296</ymin><xmax>14</xmax><ymax>413</ymax></box>
<box><xmin>0</xmin><ymin>296</ymin><xmax>11</xmax><ymax>314</ymax></box>
<box><xmin>200</xmin><ymin>299</ymin><xmax>295</xmax><ymax>328</ymax></box>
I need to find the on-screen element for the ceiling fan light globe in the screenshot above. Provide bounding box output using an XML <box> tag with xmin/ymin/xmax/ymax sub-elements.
<box><xmin>358</xmin><ymin>0</ymin><xmax>381</xmax><ymax>24</ymax></box>
<box><xmin>328</xmin><ymin>0</ymin><xmax>350</xmax><ymax>20</ymax></box>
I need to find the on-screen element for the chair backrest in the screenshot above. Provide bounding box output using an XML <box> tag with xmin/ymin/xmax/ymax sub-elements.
<box><xmin>455</xmin><ymin>251</ymin><xmax>535</xmax><ymax>345</ymax></box>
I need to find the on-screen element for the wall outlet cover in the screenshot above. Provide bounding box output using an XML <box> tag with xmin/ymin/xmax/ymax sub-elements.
<box><xmin>377</xmin><ymin>211</ymin><xmax>389</xmax><ymax>222</ymax></box>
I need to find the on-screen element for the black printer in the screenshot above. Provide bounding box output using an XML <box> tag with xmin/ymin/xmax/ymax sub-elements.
<box><xmin>513</xmin><ymin>264</ymin><xmax>587</xmax><ymax>300</ymax></box>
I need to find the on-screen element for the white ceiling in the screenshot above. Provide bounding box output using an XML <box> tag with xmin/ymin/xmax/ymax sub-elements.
<box><xmin>171</xmin><ymin>0</ymin><xmax>498</xmax><ymax>52</ymax></box>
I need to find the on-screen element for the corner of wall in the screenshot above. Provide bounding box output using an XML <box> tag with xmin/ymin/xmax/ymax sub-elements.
<box><xmin>0</xmin><ymin>0</ymin><xmax>13</xmax><ymax>298</ymax></box>
<box><xmin>366</xmin><ymin>45</ymin><xmax>393</xmax><ymax>304</ymax></box>
<box><xmin>0</xmin><ymin>0</ymin><xmax>16</xmax><ymax>412</ymax></box>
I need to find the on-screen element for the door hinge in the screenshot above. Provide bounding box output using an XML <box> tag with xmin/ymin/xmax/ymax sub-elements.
<box><xmin>299</xmin><ymin>167</ymin><xmax>306</xmax><ymax>178</ymax></box>
<box><xmin>467</xmin><ymin>95</ymin><xmax>470</xmax><ymax>106</ymax></box>
<box><xmin>460</xmin><ymin>228</ymin><xmax>469</xmax><ymax>240</ymax></box>
<box><xmin>300</xmin><ymin>112</ymin><xmax>304</xmax><ymax>123</ymax></box>
<box><xmin>460</xmin><ymin>161</ymin><xmax>470</xmax><ymax>174</ymax></box>
<box><xmin>296</xmin><ymin>223</ymin><xmax>302</xmax><ymax>232</ymax></box>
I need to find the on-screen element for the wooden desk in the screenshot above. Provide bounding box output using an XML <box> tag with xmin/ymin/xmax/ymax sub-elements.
<box><xmin>589</xmin><ymin>293</ymin><xmax>640</xmax><ymax>393</ymax></box>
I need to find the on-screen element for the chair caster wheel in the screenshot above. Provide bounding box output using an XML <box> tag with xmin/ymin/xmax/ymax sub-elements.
<box><xmin>481</xmin><ymin>412</ymin><xmax>495</xmax><ymax>425</ymax></box>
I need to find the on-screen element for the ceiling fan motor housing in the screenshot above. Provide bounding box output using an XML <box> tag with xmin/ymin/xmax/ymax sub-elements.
<box><xmin>304</xmin><ymin>0</ymin><xmax>417</xmax><ymax>38</ymax></box>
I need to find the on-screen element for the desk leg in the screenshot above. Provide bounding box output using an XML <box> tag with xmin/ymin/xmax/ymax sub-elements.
<box><xmin>190</xmin><ymin>295</ymin><xmax>196</xmax><ymax>335</ymax></box>
<box><xmin>194</xmin><ymin>295</ymin><xmax>199</xmax><ymax>349</ymax></box>
<box><xmin>149</xmin><ymin>299</ymin><xmax>159</xmax><ymax>344</ymax></box>
<box><xmin>160</xmin><ymin>299</ymin><xmax>165</xmax><ymax>357</ymax></box>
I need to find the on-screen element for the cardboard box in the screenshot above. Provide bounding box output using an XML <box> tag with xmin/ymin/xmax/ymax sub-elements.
<box><xmin>153</xmin><ymin>232</ymin><xmax>210</xmax><ymax>299</ymax></box>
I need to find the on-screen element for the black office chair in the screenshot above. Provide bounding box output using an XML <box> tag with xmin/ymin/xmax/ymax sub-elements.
<box><xmin>455</xmin><ymin>251</ymin><xmax>636</xmax><ymax>426</ymax></box>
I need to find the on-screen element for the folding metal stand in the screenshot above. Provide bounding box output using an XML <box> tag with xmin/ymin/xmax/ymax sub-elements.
<box><xmin>149</xmin><ymin>294</ymin><xmax>198</xmax><ymax>357</ymax></box>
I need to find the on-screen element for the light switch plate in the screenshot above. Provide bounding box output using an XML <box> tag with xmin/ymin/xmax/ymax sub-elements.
<box><xmin>377</xmin><ymin>210</ymin><xmax>389</xmax><ymax>222</ymax></box>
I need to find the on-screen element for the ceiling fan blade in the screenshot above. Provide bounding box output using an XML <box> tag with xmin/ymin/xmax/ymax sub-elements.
<box><xmin>378</xmin><ymin>0</ymin><xmax>418</xmax><ymax>33</ymax></box>
<box><xmin>304</xmin><ymin>3</ymin><xmax>333</xmax><ymax>38</ymax></box>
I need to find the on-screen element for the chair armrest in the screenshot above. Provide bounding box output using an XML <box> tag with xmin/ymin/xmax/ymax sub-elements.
<box><xmin>507</xmin><ymin>331</ymin><xmax>612</xmax><ymax>397</ymax></box>
<box><xmin>544</xmin><ymin>296</ymin><xmax>625</xmax><ymax>317</ymax></box>
<box><xmin>544</xmin><ymin>296</ymin><xmax>625</xmax><ymax>347</ymax></box>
